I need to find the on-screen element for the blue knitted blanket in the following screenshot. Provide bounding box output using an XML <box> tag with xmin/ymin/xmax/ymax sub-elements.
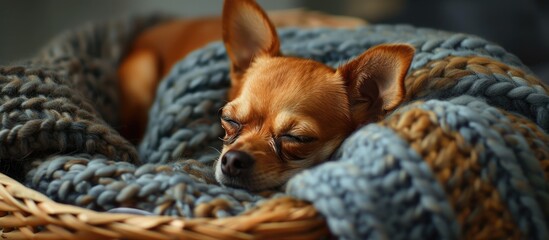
<box><xmin>1</xmin><ymin>17</ymin><xmax>546</xmax><ymax>239</ymax></box>
<box><xmin>140</xmin><ymin>25</ymin><xmax>549</xmax><ymax>239</ymax></box>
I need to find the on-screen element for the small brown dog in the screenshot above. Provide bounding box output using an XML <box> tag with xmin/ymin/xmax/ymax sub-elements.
<box><xmin>118</xmin><ymin>4</ymin><xmax>366</xmax><ymax>142</ymax></box>
<box><xmin>119</xmin><ymin>0</ymin><xmax>414</xmax><ymax>191</ymax></box>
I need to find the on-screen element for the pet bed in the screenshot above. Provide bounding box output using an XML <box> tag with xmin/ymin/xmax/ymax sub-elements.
<box><xmin>0</xmin><ymin>15</ymin><xmax>547</xmax><ymax>239</ymax></box>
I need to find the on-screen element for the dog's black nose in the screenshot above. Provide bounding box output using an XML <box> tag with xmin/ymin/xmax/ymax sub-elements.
<box><xmin>221</xmin><ymin>150</ymin><xmax>254</xmax><ymax>177</ymax></box>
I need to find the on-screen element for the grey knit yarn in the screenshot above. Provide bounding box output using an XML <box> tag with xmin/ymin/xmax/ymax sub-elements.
<box><xmin>0</xmin><ymin>16</ymin><xmax>543</xmax><ymax>239</ymax></box>
<box><xmin>1</xmin><ymin>15</ymin><xmax>170</xmax><ymax>180</ymax></box>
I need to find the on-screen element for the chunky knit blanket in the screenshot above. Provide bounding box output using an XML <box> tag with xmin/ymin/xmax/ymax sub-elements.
<box><xmin>0</xmin><ymin>16</ymin><xmax>546</xmax><ymax>239</ymax></box>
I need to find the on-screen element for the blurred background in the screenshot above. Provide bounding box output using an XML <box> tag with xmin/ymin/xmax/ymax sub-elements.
<box><xmin>1</xmin><ymin>0</ymin><xmax>548</xmax><ymax>82</ymax></box>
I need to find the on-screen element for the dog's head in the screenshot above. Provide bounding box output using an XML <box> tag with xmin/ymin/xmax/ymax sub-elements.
<box><xmin>215</xmin><ymin>0</ymin><xmax>415</xmax><ymax>191</ymax></box>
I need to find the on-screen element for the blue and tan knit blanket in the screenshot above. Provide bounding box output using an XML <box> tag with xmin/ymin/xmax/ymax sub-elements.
<box><xmin>0</xmin><ymin>16</ymin><xmax>547</xmax><ymax>239</ymax></box>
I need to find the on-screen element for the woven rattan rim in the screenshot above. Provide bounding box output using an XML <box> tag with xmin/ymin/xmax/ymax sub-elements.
<box><xmin>0</xmin><ymin>173</ymin><xmax>328</xmax><ymax>240</ymax></box>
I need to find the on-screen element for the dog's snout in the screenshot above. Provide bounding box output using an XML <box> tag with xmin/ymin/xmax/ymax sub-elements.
<box><xmin>221</xmin><ymin>150</ymin><xmax>254</xmax><ymax>177</ymax></box>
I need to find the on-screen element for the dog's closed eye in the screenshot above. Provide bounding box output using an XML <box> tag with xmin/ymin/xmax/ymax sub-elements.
<box><xmin>280</xmin><ymin>134</ymin><xmax>316</xmax><ymax>143</ymax></box>
<box><xmin>274</xmin><ymin>134</ymin><xmax>318</xmax><ymax>161</ymax></box>
<box><xmin>220</xmin><ymin>116</ymin><xmax>241</xmax><ymax>144</ymax></box>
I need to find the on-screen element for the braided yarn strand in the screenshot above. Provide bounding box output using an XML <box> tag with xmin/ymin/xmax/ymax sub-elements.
<box><xmin>27</xmin><ymin>155</ymin><xmax>263</xmax><ymax>217</ymax></box>
<box><xmin>404</xmin><ymin>56</ymin><xmax>549</xmax><ymax>131</ymax></box>
<box><xmin>380</xmin><ymin>105</ymin><xmax>521</xmax><ymax>239</ymax></box>
<box><xmin>420</xmin><ymin>98</ymin><xmax>549</xmax><ymax>238</ymax></box>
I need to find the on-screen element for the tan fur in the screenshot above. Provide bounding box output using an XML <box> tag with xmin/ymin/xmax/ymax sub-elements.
<box><xmin>217</xmin><ymin>56</ymin><xmax>353</xmax><ymax>190</ymax></box>
<box><xmin>214</xmin><ymin>0</ymin><xmax>415</xmax><ymax>191</ymax></box>
<box><xmin>118</xmin><ymin>7</ymin><xmax>365</xmax><ymax>142</ymax></box>
<box><xmin>118</xmin><ymin>0</ymin><xmax>413</xmax><ymax>191</ymax></box>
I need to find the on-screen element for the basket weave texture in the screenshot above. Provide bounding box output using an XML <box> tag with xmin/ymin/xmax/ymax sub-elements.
<box><xmin>0</xmin><ymin>15</ymin><xmax>548</xmax><ymax>239</ymax></box>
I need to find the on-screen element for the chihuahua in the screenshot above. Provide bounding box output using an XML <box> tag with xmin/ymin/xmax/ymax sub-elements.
<box><xmin>119</xmin><ymin>0</ymin><xmax>414</xmax><ymax>191</ymax></box>
<box><xmin>118</xmin><ymin>5</ymin><xmax>365</xmax><ymax>142</ymax></box>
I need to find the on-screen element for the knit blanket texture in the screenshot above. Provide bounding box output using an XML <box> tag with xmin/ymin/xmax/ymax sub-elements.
<box><xmin>0</xmin><ymin>16</ymin><xmax>546</xmax><ymax>239</ymax></box>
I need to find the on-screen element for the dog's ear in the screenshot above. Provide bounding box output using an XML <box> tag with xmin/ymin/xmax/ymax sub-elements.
<box><xmin>222</xmin><ymin>0</ymin><xmax>280</xmax><ymax>76</ymax></box>
<box><xmin>337</xmin><ymin>44</ymin><xmax>415</xmax><ymax>125</ymax></box>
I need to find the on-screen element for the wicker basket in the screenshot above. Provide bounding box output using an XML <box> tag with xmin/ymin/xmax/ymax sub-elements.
<box><xmin>0</xmin><ymin>173</ymin><xmax>328</xmax><ymax>240</ymax></box>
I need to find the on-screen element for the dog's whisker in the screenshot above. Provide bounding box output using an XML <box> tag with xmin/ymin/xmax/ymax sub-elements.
<box><xmin>208</xmin><ymin>146</ymin><xmax>222</xmax><ymax>155</ymax></box>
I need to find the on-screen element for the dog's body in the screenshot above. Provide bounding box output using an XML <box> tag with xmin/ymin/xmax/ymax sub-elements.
<box><xmin>119</xmin><ymin>0</ymin><xmax>414</xmax><ymax>191</ymax></box>
<box><xmin>118</xmin><ymin>8</ymin><xmax>366</xmax><ymax>142</ymax></box>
